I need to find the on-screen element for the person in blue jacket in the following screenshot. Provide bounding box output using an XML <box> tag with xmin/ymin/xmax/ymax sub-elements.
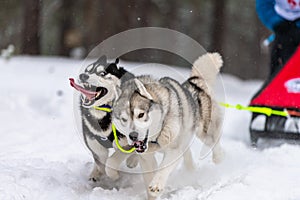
<box><xmin>256</xmin><ymin>0</ymin><xmax>300</xmax><ymax>77</ymax></box>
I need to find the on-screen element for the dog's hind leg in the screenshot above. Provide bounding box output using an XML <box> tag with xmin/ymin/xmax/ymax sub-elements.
<box><xmin>211</xmin><ymin>104</ymin><xmax>224</xmax><ymax>164</ymax></box>
<box><xmin>183</xmin><ymin>148</ymin><xmax>195</xmax><ymax>171</ymax></box>
<box><xmin>212</xmin><ymin>140</ymin><xmax>224</xmax><ymax>164</ymax></box>
<box><xmin>207</xmin><ymin>104</ymin><xmax>224</xmax><ymax>164</ymax></box>
<box><xmin>198</xmin><ymin>103</ymin><xmax>224</xmax><ymax>164</ymax></box>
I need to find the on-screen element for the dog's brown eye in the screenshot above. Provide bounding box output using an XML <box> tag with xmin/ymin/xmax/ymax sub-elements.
<box><xmin>138</xmin><ymin>113</ymin><xmax>144</xmax><ymax>118</ymax></box>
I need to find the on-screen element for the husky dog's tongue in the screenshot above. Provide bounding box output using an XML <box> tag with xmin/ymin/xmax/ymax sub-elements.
<box><xmin>69</xmin><ymin>78</ymin><xmax>98</xmax><ymax>100</ymax></box>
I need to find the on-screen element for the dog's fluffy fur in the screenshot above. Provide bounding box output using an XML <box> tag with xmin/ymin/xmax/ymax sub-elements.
<box><xmin>72</xmin><ymin>56</ymin><xmax>137</xmax><ymax>182</ymax></box>
<box><xmin>112</xmin><ymin>53</ymin><xmax>224</xmax><ymax>199</ymax></box>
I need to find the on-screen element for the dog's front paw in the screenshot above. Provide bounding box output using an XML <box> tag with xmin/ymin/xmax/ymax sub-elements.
<box><xmin>148</xmin><ymin>179</ymin><xmax>164</xmax><ymax>197</ymax></box>
<box><xmin>126</xmin><ymin>154</ymin><xmax>138</xmax><ymax>168</ymax></box>
<box><xmin>89</xmin><ymin>176</ymin><xmax>99</xmax><ymax>182</ymax></box>
<box><xmin>89</xmin><ymin>170</ymin><xmax>102</xmax><ymax>182</ymax></box>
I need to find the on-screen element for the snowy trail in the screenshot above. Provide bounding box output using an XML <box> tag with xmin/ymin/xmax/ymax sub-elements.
<box><xmin>1</xmin><ymin>57</ymin><xmax>300</xmax><ymax>200</ymax></box>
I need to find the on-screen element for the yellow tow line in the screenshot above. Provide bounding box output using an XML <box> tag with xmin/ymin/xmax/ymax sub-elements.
<box><xmin>219</xmin><ymin>103</ymin><xmax>288</xmax><ymax>117</ymax></box>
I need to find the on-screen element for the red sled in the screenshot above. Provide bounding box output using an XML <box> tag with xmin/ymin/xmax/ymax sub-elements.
<box><xmin>249</xmin><ymin>46</ymin><xmax>300</xmax><ymax>145</ymax></box>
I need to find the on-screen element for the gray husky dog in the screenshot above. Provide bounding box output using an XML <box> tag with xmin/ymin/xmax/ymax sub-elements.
<box><xmin>70</xmin><ymin>55</ymin><xmax>136</xmax><ymax>182</ymax></box>
<box><xmin>112</xmin><ymin>53</ymin><xmax>224</xmax><ymax>199</ymax></box>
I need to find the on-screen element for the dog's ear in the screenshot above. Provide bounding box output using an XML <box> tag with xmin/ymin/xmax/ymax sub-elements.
<box><xmin>96</xmin><ymin>55</ymin><xmax>107</xmax><ymax>65</ymax></box>
<box><xmin>115</xmin><ymin>58</ymin><xmax>119</xmax><ymax>65</ymax></box>
<box><xmin>134</xmin><ymin>78</ymin><xmax>153</xmax><ymax>100</ymax></box>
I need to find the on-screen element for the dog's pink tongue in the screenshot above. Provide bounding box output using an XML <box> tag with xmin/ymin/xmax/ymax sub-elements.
<box><xmin>69</xmin><ymin>78</ymin><xmax>97</xmax><ymax>100</ymax></box>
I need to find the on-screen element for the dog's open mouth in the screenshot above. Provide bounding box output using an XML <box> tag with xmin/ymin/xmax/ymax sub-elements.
<box><xmin>69</xmin><ymin>78</ymin><xmax>108</xmax><ymax>106</ymax></box>
<box><xmin>133</xmin><ymin>132</ymin><xmax>148</xmax><ymax>153</ymax></box>
<box><xmin>133</xmin><ymin>140</ymin><xmax>147</xmax><ymax>153</ymax></box>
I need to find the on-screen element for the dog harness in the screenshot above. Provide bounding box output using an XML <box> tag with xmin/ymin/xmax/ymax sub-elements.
<box><xmin>94</xmin><ymin>105</ymin><xmax>136</xmax><ymax>153</ymax></box>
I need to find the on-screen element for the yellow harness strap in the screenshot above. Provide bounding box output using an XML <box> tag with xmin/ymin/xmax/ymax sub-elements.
<box><xmin>94</xmin><ymin>106</ymin><xmax>135</xmax><ymax>153</ymax></box>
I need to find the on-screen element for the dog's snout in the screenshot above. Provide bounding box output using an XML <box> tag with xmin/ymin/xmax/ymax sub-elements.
<box><xmin>79</xmin><ymin>73</ymin><xmax>89</xmax><ymax>82</ymax></box>
<box><xmin>129</xmin><ymin>132</ymin><xmax>138</xmax><ymax>141</ymax></box>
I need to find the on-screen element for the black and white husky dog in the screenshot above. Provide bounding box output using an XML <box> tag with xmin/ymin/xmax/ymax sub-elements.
<box><xmin>70</xmin><ymin>55</ymin><xmax>135</xmax><ymax>182</ymax></box>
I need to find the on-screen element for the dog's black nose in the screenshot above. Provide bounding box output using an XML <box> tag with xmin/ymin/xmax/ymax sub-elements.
<box><xmin>79</xmin><ymin>73</ymin><xmax>89</xmax><ymax>82</ymax></box>
<box><xmin>129</xmin><ymin>132</ymin><xmax>138</xmax><ymax>141</ymax></box>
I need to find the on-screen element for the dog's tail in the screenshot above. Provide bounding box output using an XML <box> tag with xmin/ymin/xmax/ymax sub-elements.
<box><xmin>187</xmin><ymin>53</ymin><xmax>223</xmax><ymax>146</ymax></box>
<box><xmin>190</xmin><ymin>52</ymin><xmax>223</xmax><ymax>94</ymax></box>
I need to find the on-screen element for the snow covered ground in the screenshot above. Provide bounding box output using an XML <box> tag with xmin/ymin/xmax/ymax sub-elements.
<box><xmin>1</xmin><ymin>56</ymin><xmax>300</xmax><ymax>200</ymax></box>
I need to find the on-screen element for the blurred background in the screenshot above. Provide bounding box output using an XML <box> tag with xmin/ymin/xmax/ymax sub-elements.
<box><xmin>0</xmin><ymin>0</ymin><xmax>271</xmax><ymax>79</ymax></box>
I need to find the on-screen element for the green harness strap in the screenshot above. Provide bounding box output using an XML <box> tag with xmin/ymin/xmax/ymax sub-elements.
<box><xmin>111</xmin><ymin>123</ymin><xmax>136</xmax><ymax>153</ymax></box>
<box><xmin>94</xmin><ymin>106</ymin><xmax>135</xmax><ymax>154</ymax></box>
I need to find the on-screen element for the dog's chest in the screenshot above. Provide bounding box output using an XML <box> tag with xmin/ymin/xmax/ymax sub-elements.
<box><xmin>82</xmin><ymin>114</ymin><xmax>114</xmax><ymax>150</ymax></box>
<box><xmin>82</xmin><ymin>108</ymin><xmax>112</xmax><ymax>136</ymax></box>
<box><xmin>85</xmin><ymin>136</ymin><xmax>110</xmax><ymax>156</ymax></box>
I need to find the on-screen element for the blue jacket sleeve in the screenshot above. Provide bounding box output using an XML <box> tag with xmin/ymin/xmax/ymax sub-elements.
<box><xmin>256</xmin><ymin>0</ymin><xmax>286</xmax><ymax>31</ymax></box>
<box><xmin>296</xmin><ymin>20</ymin><xmax>300</xmax><ymax>28</ymax></box>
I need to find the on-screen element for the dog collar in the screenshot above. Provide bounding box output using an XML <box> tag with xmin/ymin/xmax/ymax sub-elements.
<box><xmin>93</xmin><ymin>104</ymin><xmax>112</xmax><ymax>112</ymax></box>
<box><xmin>93</xmin><ymin>105</ymin><xmax>136</xmax><ymax>154</ymax></box>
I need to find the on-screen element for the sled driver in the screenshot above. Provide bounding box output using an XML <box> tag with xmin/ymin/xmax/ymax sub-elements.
<box><xmin>256</xmin><ymin>0</ymin><xmax>300</xmax><ymax>78</ymax></box>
